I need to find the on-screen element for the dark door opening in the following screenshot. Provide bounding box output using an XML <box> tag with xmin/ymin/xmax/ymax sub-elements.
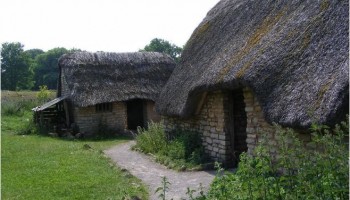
<box><xmin>127</xmin><ymin>99</ymin><xmax>145</xmax><ymax>130</ymax></box>
<box><xmin>227</xmin><ymin>89</ymin><xmax>248</xmax><ymax>167</ymax></box>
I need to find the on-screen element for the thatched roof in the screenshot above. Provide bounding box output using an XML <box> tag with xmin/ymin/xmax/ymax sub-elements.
<box><xmin>157</xmin><ymin>0</ymin><xmax>349</xmax><ymax>128</ymax></box>
<box><xmin>58</xmin><ymin>51</ymin><xmax>176</xmax><ymax>107</ymax></box>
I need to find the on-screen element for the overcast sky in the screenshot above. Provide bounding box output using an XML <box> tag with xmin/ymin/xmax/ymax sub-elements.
<box><xmin>0</xmin><ymin>0</ymin><xmax>220</xmax><ymax>52</ymax></box>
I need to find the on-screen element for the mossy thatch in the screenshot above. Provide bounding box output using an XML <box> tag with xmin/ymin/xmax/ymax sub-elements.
<box><xmin>156</xmin><ymin>0</ymin><xmax>349</xmax><ymax>128</ymax></box>
<box><xmin>58</xmin><ymin>51</ymin><xmax>176</xmax><ymax>107</ymax></box>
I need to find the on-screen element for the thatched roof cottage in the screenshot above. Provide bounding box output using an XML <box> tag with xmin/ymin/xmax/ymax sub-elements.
<box><xmin>156</xmin><ymin>0</ymin><xmax>349</xmax><ymax>166</ymax></box>
<box><xmin>34</xmin><ymin>51</ymin><xmax>175</xmax><ymax>135</ymax></box>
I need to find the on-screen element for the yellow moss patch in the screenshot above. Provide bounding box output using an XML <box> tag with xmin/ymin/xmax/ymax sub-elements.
<box><xmin>313</xmin><ymin>76</ymin><xmax>334</xmax><ymax>112</ymax></box>
<box><xmin>216</xmin><ymin>8</ymin><xmax>286</xmax><ymax>82</ymax></box>
<box><xmin>184</xmin><ymin>21</ymin><xmax>211</xmax><ymax>53</ymax></box>
<box><xmin>320</xmin><ymin>0</ymin><xmax>330</xmax><ymax>12</ymax></box>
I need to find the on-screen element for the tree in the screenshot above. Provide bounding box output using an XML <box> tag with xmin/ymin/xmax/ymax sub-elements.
<box><xmin>25</xmin><ymin>48</ymin><xmax>44</xmax><ymax>60</ymax></box>
<box><xmin>32</xmin><ymin>48</ymin><xmax>69</xmax><ymax>90</ymax></box>
<box><xmin>140</xmin><ymin>38</ymin><xmax>182</xmax><ymax>62</ymax></box>
<box><xmin>1</xmin><ymin>42</ymin><xmax>33</xmax><ymax>90</ymax></box>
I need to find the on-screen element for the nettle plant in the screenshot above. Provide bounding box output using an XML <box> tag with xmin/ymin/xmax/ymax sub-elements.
<box><xmin>206</xmin><ymin>117</ymin><xmax>349</xmax><ymax>200</ymax></box>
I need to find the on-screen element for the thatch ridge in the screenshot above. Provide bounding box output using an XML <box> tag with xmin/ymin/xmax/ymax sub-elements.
<box><xmin>156</xmin><ymin>0</ymin><xmax>349</xmax><ymax>128</ymax></box>
<box><xmin>58</xmin><ymin>51</ymin><xmax>176</xmax><ymax>107</ymax></box>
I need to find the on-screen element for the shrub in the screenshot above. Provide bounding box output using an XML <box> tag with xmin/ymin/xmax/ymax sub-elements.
<box><xmin>134</xmin><ymin>122</ymin><xmax>210</xmax><ymax>170</ymax></box>
<box><xmin>1</xmin><ymin>101</ymin><xmax>25</xmax><ymax>116</ymax></box>
<box><xmin>94</xmin><ymin>118</ymin><xmax>116</xmax><ymax>139</ymax></box>
<box><xmin>134</xmin><ymin>122</ymin><xmax>167</xmax><ymax>154</ymax></box>
<box><xmin>36</xmin><ymin>85</ymin><xmax>51</xmax><ymax>103</ymax></box>
<box><xmin>17</xmin><ymin>119</ymin><xmax>49</xmax><ymax>135</ymax></box>
<box><xmin>206</xmin><ymin>117</ymin><xmax>349</xmax><ymax>200</ymax></box>
<box><xmin>17</xmin><ymin>119</ymin><xmax>37</xmax><ymax>135</ymax></box>
<box><xmin>2</xmin><ymin>98</ymin><xmax>39</xmax><ymax>117</ymax></box>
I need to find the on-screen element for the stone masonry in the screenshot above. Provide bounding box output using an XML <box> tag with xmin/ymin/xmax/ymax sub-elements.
<box><xmin>74</xmin><ymin>102</ymin><xmax>127</xmax><ymax>134</ymax></box>
<box><xmin>163</xmin><ymin>87</ymin><xmax>312</xmax><ymax>166</ymax></box>
<box><xmin>163</xmin><ymin>91</ymin><xmax>232</xmax><ymax>164</ymax></box>
<box><xmin>74</xmin><ymin>100</ymin><xmax>162</xmax><ymax>135</ymax></box>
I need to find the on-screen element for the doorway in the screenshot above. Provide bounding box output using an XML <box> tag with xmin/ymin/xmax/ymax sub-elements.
<box><xmin>126</xmin><ymin>99</ymin><xmax>145</xmax><ymax>130</ymax></box>
<box><xmin>227</xmin><ymin>89</ymin><xmax>248</xmax><ymax>167</ymax></box>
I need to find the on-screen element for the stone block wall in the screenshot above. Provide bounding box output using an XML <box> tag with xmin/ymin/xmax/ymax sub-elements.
<box><xmin>243</xmin><ymin>88</ymin><xmax>312</xmax><ymax>157</ymax></box>
<box><xmin>163</xmin><ymin>88</ymin><xmax>288</xmax><ymax>164</ymax></box>
<box><xmin>163</xmin><ymin>91</ymin><xmax>231</xmax><ymax>163</ymax></box>
<box><xmin>163</xmin><ymin>87</ymin><xmax>313</xmax><ymax>166</ymax></box>
<box><xmin>145</xmin><ymin>101</ymin><xmax>161</xmax><ymax>124</ymax></box>
<box><xmin>74</xmin><ymin>102</ymin><xmax>127</xmax><ymax>134</ymax></box>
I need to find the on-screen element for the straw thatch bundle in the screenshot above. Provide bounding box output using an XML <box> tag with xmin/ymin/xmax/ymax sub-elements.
<box><xmin>58</xmin><ymin>51</ymin><xmax>176</xmax><ymax>107</ymax></box>
<box><xmin>157</xmin><ymin>0</ymin><xmax>349</xmax><ymax>128</ymax></box>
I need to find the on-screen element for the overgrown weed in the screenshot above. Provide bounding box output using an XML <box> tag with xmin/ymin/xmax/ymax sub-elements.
<box><xmin>134</xmin><ymin>122</ymin><xmax>211</xmax><ymax>171</ymax></box>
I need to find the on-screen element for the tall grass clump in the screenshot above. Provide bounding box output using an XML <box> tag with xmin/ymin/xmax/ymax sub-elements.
<box><xmin>134</xmin><ymin>122</ymin><xmax>210</xmax><ymax>170</ymax></box>
<box><xmin>205</xmin><ymin>117</ymin><xmax>349</xmax><ymax>200</ymax></box>
<box><xmin>134</xmin><ymin>122</ymin><xmax>167</xmax><ymax>154</ymax></box>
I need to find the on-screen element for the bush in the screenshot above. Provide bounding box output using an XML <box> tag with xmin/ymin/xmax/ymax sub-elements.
<box><xmin>94</xmin><ymin>118</ymin><xmax>116</xmax><ymax>139</ymax></box>
<box><xmin>36</xmin><ymin>85</ymin><xmax>51</xmax><ymax>103</ymax></box>
<box><xmin>206</xmin><ymin>118</ymin><xmax>349</xmax><ymax>200</ymax></box>
<box><xmin>17</xmin><ymin>119</ymin><xmax>49</xmax><ymax>135</ymax></box>
<box><xmin>134</xmin><ymin>122</ymin><xmax>167</xmax><ymax>154</ymax></box>
<box><xmin>17</xmin><ymin>119</ymin><xmax>37</xmax><ymax>135</ymax></box>
<box><xmin>134</xmin><ymin>122</ymin><xmax>210</xmax><ymax>170</ymax></box>
<box><xmin>1</xmin><ymin>99</ymin><xmax>39</xmax><ymax>117</ymax></box>
<box><xmin>1</xmin><ymin>101</ymin><xmax>25</xmax><ymax>116</ymax></box>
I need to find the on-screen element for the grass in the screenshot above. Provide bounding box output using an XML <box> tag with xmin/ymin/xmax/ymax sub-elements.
<box><xmin>1</xmin><ymin>91</ymin><xmax>149</xmax><ymax>200</ymax></box>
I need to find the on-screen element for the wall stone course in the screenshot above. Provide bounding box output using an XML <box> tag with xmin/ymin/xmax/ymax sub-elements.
<box><xmin>163</xmin><ymin>87</ymin><xmax>313</xmax><ymax>166</ymax></box>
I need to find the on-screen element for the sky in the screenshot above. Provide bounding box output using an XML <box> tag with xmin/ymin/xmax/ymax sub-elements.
<box><xmin>0</xmin><ymin>0</ymin><xmax>220</xmax><ymax>52</ymax></box>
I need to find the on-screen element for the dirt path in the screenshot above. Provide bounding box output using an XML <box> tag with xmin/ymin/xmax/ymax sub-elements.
<box><xmin>104</xmin><ymin>141</ymin><xmax>216</xmax><ymax>200</ymax></box>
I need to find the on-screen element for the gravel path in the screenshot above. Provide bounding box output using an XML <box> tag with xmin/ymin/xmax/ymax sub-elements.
<box><xmin>104</xmin><ymin>141</ymin><xmax>216</xmax><ymax>200</ymax></box>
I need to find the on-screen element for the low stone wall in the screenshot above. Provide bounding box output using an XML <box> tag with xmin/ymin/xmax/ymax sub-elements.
<box><xmin>74</xmin><ymin>102</ymin><xmax>127</xmax><ymax>134</ymax></box>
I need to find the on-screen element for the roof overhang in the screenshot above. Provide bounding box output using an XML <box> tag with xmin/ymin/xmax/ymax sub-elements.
<box><xmin>32</xmin><ymin>96</ymin><xmax>67</xmax><ymax>112</ymax></box>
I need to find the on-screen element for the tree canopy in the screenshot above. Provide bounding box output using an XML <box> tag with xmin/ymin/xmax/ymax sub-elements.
<box><xmin>32</xmin><ymin>47</ymin><xmax>70</xmax><ymax>90</ymax></box>
<box><xmin>1</xmin><ymin>39</ymin><xmax>180</xmax><ymax>91</ymax></box>
<box><xmin>140</xmin><ymin>38</ymin><xmax>182</xmax><ymax>62</ymax></box>
<box><xmin>25</xmin><ymin>49</ymin><xmax>44</xmax><ymax>60</ymax></box>
<box><xmin>1</xmin><ymin>42</ymin><xmax>33</xmax><ymax>90</ymax></box>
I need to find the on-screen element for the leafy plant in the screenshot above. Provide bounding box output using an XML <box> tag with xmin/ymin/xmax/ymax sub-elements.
<box><xmin>134</xmin><ymin>122</ymin><xmax>167</xmax><ymax>154</ymax></box>
<box><xmin>155</xmin><ymin>176</ymin><xmax>172</xmax><ymax>200</ymax></box>
<box><xmin>36</xmin><ymin>85</ymin><xmax>51</xmax><ymax>103</ymax></box>
<box><xmin>206</xmin><ymin>117</ymin><xmax>349</xmax><ymax>199</ymax></box>
<box><xmin>95</xmin><ymin>118</ymin><xmax>115</xmax><ymax>139</ymax></box>
<box><xmin>17</xmin><ymin>119</ymin><xmax>37</xmax><ymax>135</ymax></box>
<box><xmin>134</xmin><ymin>123</ymin><xmax>211</xmax><ymax>171</ymax></box>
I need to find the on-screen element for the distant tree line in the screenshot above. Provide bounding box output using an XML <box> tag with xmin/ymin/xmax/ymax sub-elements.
<box><xmin>1</xmin><ymin>42</ymin><xmax>79</xmax><ymax>91</ymax></box>
<box><xmin>1</xmin><ymin>39</ymin><xmax>182</xmax><ymax>91</ymax></box>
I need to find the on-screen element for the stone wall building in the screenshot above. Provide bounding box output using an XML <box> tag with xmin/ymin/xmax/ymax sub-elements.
<box><xmin>34</xmin><ymin>51</ymin><xmax>175</xmax><ymax>135</ymax></box>
<box><xmin>157</xmin><ymin>0</ymin><xmax>348</xmax><ymax>167</ymax></box>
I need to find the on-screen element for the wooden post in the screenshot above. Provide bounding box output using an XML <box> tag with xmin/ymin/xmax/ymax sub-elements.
<box><xmin>63</xmin><ymin>100</ymin><xmax>70</xmax><ymax>128</ymax></box>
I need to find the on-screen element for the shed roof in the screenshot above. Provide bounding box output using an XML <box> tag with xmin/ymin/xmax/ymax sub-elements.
<box><xmin>32</xmin><ymin>96</ymin><xmax>67</xmax><ymax>112</ymax></box>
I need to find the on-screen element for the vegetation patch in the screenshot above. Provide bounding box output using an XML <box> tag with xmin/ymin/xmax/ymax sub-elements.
<box><xmin>152</xmin><ymin>118</ymin><xmax>348</xmax><ymax>200</ymax></box>
<box><xmin>1</xmin><ymin>92</ymin><xmax>148</xmax><ymax>200</ymax></box>
<box><xmin>205</xmin><ymin>119</ymin><xmax>349</xmax><ymax>200</ymax></box>
<box><xmin>133</xmin><ymin>122</ymin><xmax>211</xmax><ymax>171</ymax></box>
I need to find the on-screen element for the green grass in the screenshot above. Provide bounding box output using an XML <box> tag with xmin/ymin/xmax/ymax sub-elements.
<box><xmin>1</xmin><ymin>91</ymin><xmax>149</xmax><ymax>199</ymax></box>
